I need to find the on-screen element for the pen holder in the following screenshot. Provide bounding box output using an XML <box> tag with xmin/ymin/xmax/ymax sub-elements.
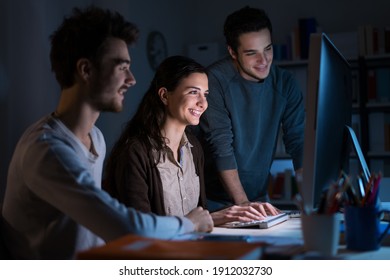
<box><xmin>344</xmin><ymin>205</ymin><xmax>390</xmax><ymax>251</ymax></box>
<box><xmin>301</xmin><ymin>213</ymin><xmax>340</xmax><ymax>256</ymax></box>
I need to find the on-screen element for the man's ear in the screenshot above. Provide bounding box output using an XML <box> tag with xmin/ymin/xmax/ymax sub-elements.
<box><xmin>158</xmin><ymin>87</ymin><xmax>169</xmax><ymax>105</ymax></box>
<box><xmin>76</xmin><ymin>58</ymin><xmax>92</xmax><ymax>82</ymax></box>
<box><xmin>227</xmin><ymin>46</ymin><xmax>237</xmax><ymax>60</ymax></box>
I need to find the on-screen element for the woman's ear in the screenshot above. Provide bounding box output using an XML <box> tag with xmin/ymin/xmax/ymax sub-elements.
<box><xmin>76</xmin><ymin>58</ymin><xmax>92</xmax><ymax>82</ymax></box>
<box><xmin>158</xmin><ymin>87</ymin><xmax>169</xmax><ymax>105</ymax></box>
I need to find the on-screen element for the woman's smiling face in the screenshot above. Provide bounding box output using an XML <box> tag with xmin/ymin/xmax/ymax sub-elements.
<box><xmin>164</xmin><ymin>72</ymin><xmax>209</xmax><ymax>128</ymax></box>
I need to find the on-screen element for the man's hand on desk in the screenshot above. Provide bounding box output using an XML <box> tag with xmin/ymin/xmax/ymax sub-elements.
<box><xmin>211</xmin><ymin>205</ymin><xmax>266</xmax><ymax>226</ymax></box>
<box><xmin>185</xmin><ymin>207</ymin><xmax>214</xmax><ymax>233</ymax></box>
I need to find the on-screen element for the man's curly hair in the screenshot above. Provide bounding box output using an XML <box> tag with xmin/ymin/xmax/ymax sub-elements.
<box><xmin>50</xmin><ymin>6</ymin><xmax>139</xmax><ymax>89</ymax></box>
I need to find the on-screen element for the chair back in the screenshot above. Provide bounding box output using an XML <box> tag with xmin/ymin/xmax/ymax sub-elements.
<box><xmin>0</xmin><ymin>203</ymin><xmax>12</xmax><ymax>259</ymax></box>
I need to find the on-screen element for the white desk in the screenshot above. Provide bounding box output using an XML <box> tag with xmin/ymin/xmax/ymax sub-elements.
<box><xmin>211</xmin><ymin>218</ymin><xmax>390</xmax><ymax>259</ymax></box>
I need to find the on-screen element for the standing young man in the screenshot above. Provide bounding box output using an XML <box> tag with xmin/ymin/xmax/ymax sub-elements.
<box><xmin>199</xmin><ymin>6</ymin><xmax>304</xmax><ymax>214</ymax></box>
<box><xmin>1</xmin><ymin>6</ymin><xmax>212</xmax><ymax>259</ymax></box>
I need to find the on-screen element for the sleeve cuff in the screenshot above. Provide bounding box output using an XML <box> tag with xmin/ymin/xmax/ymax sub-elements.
<box><xmin>215</xmin><ymin>155</ymin><xmax>237</xmax><ymax>171</ymax></box>
<box><xmin>181</xmin><ymin>217</ymin><xmax>195</xmax><ymax>233</ymax></box>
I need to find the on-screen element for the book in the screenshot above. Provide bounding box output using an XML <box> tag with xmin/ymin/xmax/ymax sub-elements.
<box><xmin>385</xmin><ymin>27</ymin><xmax>390</xmax><ymax>53</ymax></box>
<box><xmin>385</xmin><ymin>123</ymin><xmax>390</xmax><ymax>151</ymax></box>
<box><xmin>369</xmin><ymin>112</ymin><xmax>387</xmax><ymax>153</ymax></box>
<box><xmin>271</xmin><ymin>172</ymin><xmax>285</xmax><ymax>199</ymax></box>
<box><xmin>284</xmin><ymin>169</ymin><xmax>293</xmax><ymax>200</ymax></box>
<box><xmin>367</xmin><ymin>69</ymin><xmax>377</xmax><ymax>102</ymax></box>
<box><xmin>357</xmin><ymin>25</ymin><xmax>390</xmax><ymax>56</ymax></box>
<box><xmin>328</xmin><ymin>31</ymin><xmax>358</xmax><ymax>59</ymax></box>
<box><xmin>298</xmin><ymin>17</ymin><xmax>317</xmax><ymax>59</ymax></box>
<box><xmin>77</xmin><ymin>234</ymin><xmax>265</xmax><ymax>260</ymax></box>
<box><xmin>288</xmin><ymin>27</ymin><xmax>301</xmax><ymax>60</ymax></box>
<box><xmin>351</xmin><ymin>70</ymin><xmax>360</xmax><ymax>104</ymax></box>
<box><xmin>375</xmin><ymin>68</ymin><xmax>390</xmax><ymax>102</ymax></box>
<box><xmin>358</xmin><ymin>25</ymin><xmax>367</xmax><ymax>56</ymax></box>
<box><xmin>365</xmin><ymin>25</ymin><xmax>374</xmax><ymax>55</ymax></box>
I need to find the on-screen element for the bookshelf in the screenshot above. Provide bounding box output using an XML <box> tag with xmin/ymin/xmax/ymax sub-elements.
<box><xmin>271</xmin><ymin>60</ymin><xmax>307</xmax><ymax>207</ymax></box>
<box><xmin>270</xmin><ymin>56</ymin><xmax>371</xmax><ymax>207</ymax></box>
<box><xmin>271</xmin><ymin>53</ymin><xmax>390</xmax><ymax>206</ymax></box>
<box><xmin>270</xmin><ymin>20</ymin><xmax>390</xmax><ymax>204</ymax></box>
<box><xmin>273</xmin><ymin>59</ymin><xmax>308</xmax><ymax>160</ymax></box>
<box><xmin>358</xmin><ymin>54</ymin><xmax>390</xmax><ymax>178</ymax></box>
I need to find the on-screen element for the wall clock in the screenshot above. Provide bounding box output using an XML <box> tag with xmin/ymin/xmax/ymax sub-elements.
<box><xmin>147</xmin><ymin>31</ymin><xmax>168</xmax><ymax>70</ymax></box>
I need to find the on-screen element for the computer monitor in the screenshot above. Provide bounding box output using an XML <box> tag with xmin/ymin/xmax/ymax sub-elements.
<box><xmin>301</xmin><ymin>33</ymin><xmax>353</xmax><ymax>211</ymax></box>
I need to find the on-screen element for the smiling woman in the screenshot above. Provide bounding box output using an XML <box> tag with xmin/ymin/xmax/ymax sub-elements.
<box><xmin>103</xmin><ymin>55</ymin><xmax>209</xmax><ymax>217</ymax></box>
<box><xmin>103</xmin><ymin>55</ymin><xmax>266</xmax><ymax>225</ymax></box>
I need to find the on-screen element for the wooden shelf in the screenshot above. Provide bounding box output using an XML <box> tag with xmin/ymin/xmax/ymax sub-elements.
<box><xmin>366</xmin><ymin>102</ymin><xmax>390</xmax><ymax>112</ymax></box>
<box><xmin>275</xmin><ymin>59</ymin><xmax>308</xmax><ymax>67</ymax></box>
<box><xmin>367</xmin><ymin>151</ymin><xmax>390</xmax><ymax>158</ymax></box>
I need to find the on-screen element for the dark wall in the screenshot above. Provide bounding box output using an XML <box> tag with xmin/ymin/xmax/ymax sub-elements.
<box><xmin>1</xmin><ymin>0</ymin><xmax>389</xmax><ymax>201</ymax></box>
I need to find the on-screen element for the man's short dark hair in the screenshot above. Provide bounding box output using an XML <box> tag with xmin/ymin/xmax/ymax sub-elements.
<box><xmin>50</xmin><ymin>6</ymin><xmax>139</xmax><ymax>89</ymax></box>
<box><xmin>224</xmin><ymin>6</ymin><xmax>272</xmax><ymax>52</ymax></box>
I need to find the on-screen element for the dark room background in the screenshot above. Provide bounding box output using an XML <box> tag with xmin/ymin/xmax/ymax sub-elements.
<box><xmin>1</xmin><ymin>0</ymin><xmax>389</xmax><ymax>202</ymax></box>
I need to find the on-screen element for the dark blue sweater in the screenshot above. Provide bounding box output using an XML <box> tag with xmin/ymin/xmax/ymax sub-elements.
<box><xmin>199</xmin><ymin>56</ymin><xmax>305</xmax><ymax>204</ymax></box>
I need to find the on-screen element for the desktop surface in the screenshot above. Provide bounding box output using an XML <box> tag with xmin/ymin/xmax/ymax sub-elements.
<box><xmin>77</xmin><ymin>217</ymin><xmax>390</xmax><ymax>260</ymax></box>
<box><xmin>212</xmin><ymin>218</ymin><xmax>390</xmax><ymax>259</ymax></box>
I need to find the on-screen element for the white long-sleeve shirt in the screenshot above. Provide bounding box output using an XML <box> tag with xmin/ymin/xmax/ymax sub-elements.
<box><xmin>2</xmin><ymin>114</ymin><xmax>194</xmax><ymax>259</ymax></box>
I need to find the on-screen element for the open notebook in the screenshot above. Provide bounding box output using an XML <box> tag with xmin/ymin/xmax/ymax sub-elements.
<box><xmin>221</xmin><ymin>212</ymin><xmax>289</xmax><ymax>229</ymax></box>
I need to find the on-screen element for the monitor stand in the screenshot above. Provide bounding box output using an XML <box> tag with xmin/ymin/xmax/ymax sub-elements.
<box><xmin>345</xmin><ymin>125</ymin><xmax>371</xmax><ymax>183</ymax></box>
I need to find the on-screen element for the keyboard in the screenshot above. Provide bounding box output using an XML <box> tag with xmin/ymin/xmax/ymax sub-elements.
<box><xmin>221</xmin><ymin>212</ymin><xmax>289</xmax><ymax>229</ymax></box>
<box><xmin>283</xmin><ymin>210</ymin><xmax>301</xmax><ymax>218</ymax></box>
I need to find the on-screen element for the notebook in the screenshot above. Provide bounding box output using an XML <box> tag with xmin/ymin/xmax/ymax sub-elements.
<box><xmin>221</xmin><ymin>212</ymin><xmax>289</xmax><ymax>229</ymax></box>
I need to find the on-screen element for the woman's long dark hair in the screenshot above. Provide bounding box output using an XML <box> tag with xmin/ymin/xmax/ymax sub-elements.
<box><xmin>105</xmin><ymin>55</ymin><xmax>206</xmax><ymax>171</ymax></box>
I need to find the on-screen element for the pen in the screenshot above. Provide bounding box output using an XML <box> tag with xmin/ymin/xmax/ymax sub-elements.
<box><xmin>367</xmin><ymin>174</ymin><xmax>381</xmax><ymax>206</ymax></box>
<box><xmin>317</xmin><ymin>189</ymin><xmax>328</xmax><ymax>214</ymax></box>
<box><xmin>326</xmin><ymin>188</ymin><xmax>343</xmax><ymax>214</ymax></box>
<box><xmin>357</xmin><ymin>175</ymin><xmax>365</xmax><ymax>199</ymax></box>
<box><xmin>361</xmin><ymin>174</ymin><xmax>375</xmax><ymax>206</ymax></box>
<box><xmin>344</xmin><ymin>178</ymin><xmax>360</xmax><ymax>206</ymax></box>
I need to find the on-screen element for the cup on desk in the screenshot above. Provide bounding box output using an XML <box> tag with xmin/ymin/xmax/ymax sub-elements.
<box><xmin>344</xmin><ymin>205</ymin><xmax>390</xmax><ymax>251</ymax></box>
<box><xmin>301</xmin><ymin>213</ymin><xmax>340</xmax><ymax>256</ymax></box>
